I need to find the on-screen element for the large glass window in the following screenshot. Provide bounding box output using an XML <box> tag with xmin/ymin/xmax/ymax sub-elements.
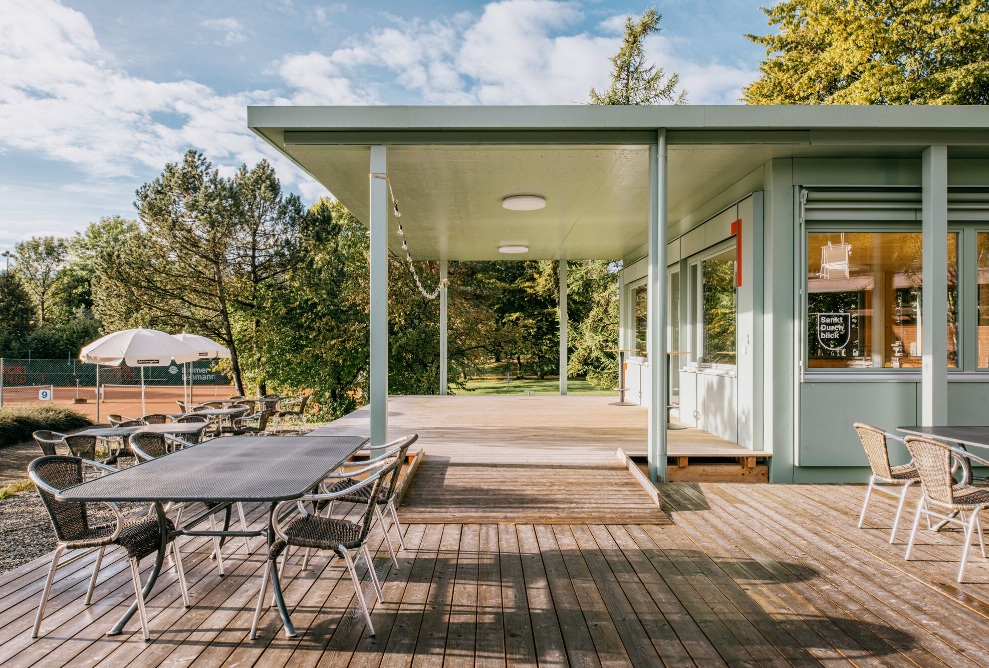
<box><xmin>701</xmin><ymin>247</ymin><xmax>737</xmax><ymax>364</ymax></box>
<box><xmin>978</xmin><ymin>233</ymin><xmax>989</xmax><ymax>368</ymax></box>
<box><xmin>806</xmin><ymin>231</ymin><xmax>957</xmax><ymax>369</ymax></box>
<box><xmin>633</xmin><ymin>284</ymin><xmax>647</xmax><ymax>357</ymax></box>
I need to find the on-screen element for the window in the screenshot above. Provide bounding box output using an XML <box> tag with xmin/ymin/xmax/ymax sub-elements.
<box><xmin>806</xmin><ymin>231</ymin><xmax>957</xmax><ymax>369</ymax></box>
<box><xmin>633</xmin><ymin>284</ymin><xmax>647</xmax><ymax>357</ymax></box>
<box><xmin>701</xmin><ymin>247</ymin><xmax>737</xmax><ymax>365</ymax></box>
<box><xmin>978</xmin><ymin>233</ymin><xmax>989</xmax><ymax>368</ymax></box>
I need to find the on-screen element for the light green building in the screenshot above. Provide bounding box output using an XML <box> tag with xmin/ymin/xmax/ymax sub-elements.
<box><xmin>249</xmin><ymin>104</ymin><xmax>989</xmax><ymax>483</ymax></box>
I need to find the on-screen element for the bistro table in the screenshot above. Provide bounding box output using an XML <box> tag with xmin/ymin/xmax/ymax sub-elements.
<box><xmin>59</xmin><ymin>434</ymin><xmax>368</xmax><ymax>637</ymax></box>
<box><xmin>78</xmin><ymin>423</ymin><xmax>209</xmax><ymax>460</ymax></box>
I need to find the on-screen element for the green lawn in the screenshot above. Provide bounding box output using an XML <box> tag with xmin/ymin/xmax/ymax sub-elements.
<box><xmin>456</xmin><ymin>376</ymin><xmax>610</xmax><ymax>396</ymax></box>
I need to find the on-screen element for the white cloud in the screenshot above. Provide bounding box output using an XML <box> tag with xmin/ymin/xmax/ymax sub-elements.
<box><xmin>200</xmin><ymin>17</ymin><xmax>248</xmax><ymax>46</ymax></box>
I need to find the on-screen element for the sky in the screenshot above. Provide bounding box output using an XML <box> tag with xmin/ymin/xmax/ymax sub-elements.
<box><xmin>0</xmin><ymin>0</ymin><xmax>772</xmax><ymax>258</ymax></box>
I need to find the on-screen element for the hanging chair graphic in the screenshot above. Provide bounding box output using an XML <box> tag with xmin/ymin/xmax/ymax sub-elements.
<box><xmin>819</xmin><ymin>233</ymin><xmax>852</xmax><ymax>279</ymax></box>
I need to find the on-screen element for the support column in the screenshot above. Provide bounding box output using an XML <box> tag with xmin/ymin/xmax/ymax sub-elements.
<box><xmin>647</xmin><ymin>131</ymin><xmax>669</xmax><ymax>482</ymax></box>
<box><xmin>559</xmin><ymin>258</ymin><xmax>568</xmax><ymax>395</ymax></box>
<box><xmin>440</xmin><ymin>259</ymin><xmax>448</xmax><ymax>395</ymax></box>
<box><xmin>922</xmin><ymin>145</ymin><xmax>948</xmax><ymax>425</ymax></box>
<box><xmin>370</xmin><ymin>145</ymin><xmax>389</xmax><ymax>447</ymax></box>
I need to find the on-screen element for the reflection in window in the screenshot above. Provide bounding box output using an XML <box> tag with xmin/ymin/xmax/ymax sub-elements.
<box><xmin>978</xmin><ymin>233</ymin><xmax>989</xmax><ymax>367</ymax></box>
<box><xmin>806</xmin><ymin>232</ymin><xmax>957</xmax><ymax>369</ymax></box>
<box><xmin>634</xmin><ymin>284</ymin><xmax>647</xmax><ymax>358</ymax></box>
<box><xmin>702</xmin><ymin>247</ymin><xmax>736</xmax><ymax>364</ymax></box>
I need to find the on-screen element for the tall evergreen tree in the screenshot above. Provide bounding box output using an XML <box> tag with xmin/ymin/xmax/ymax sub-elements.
<box><xmin>589</xmin><ymin>8</ymin><xmax>687</xmax><ymax>105</ymax></box>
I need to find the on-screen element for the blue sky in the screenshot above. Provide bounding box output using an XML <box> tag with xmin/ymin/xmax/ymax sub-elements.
<box><xmin>0</xmin><ymin>0</ymin><xmax>771</xmax><ymax>257</ymax></box>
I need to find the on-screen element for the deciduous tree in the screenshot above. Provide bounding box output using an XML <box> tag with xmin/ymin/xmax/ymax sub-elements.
<box><xmin>744</xmin><ymin>0</ymin><xmax>989</xmax><ymax>104</ymax></box>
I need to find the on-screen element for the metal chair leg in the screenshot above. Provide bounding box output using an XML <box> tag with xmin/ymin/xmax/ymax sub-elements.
<box><xmin>857</xmin><ymin>477</ymin><xmax>875</xmax><ymax>528</ymax></box>
<box><xmin>374</xmin><ymin>505</ymin><xmax>399</xmax><ymax>570</ymax></box>
<box><xmin>362</xmin><ymin>544</ymin><xmax>384</xmax><ymax>603</ymax></box>
<box><xmin>904</xmin><ymin>497</ymin><xmax>925</xmax><ymax>561</ymax></box>
<box><xmin>237</xmin><ymin>502</ymin><xmax>251</xmax><ymax>554</ymax></box>
<box><xmin>250</xmin><ymin>559</ymin><xmax>272</xmax><ymax>640</ymax></box>
<box><xmin>129</xmin><ymin>558</ymin><xmax>151</xmax><ymax>641</ymax></box>
<box><xmin>32</xmin><ymin>545</ymin><xmax>65</xmax><ymax>638</ymax></box>
<box><xmin>172</xmin><ymin>542</ymin><xmax>191</xmax><ymax>607</ymax></box>
<box><xmin>388</xmin><ymin>501</ymin><xmax>407</xmax><ymax>551</ymax></box>
<box><xmin>341</xmin><ymin>547</ymin><xmax>375</xmax><ymax>636</ymax></box>
<box><xmin>301</xmin><ymin>547</ymin><xmax>312</xmax><ymax>570</ymax></box>
<box><xmin>978</xmin><ymin>512</ymin><xmax>987</xmax><ymax>559</ymax></box>
<box><xmin>209</xmin><ymin>514</ymin><xmax>225</xmax><ymax>576</ymax></box>
<box><xmin>85</xmin><ymin>546</ymin><xmax>106</xmax><ymax>605</ymax></box>
<box><xmin>890</xmin><ymin>481</ymin><xmax>913</xmax><ymax>543</ymax></box>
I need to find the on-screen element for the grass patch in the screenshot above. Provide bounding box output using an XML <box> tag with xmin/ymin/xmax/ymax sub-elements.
<box><xmin>0</xmin><ymin>479</ymin><xmax>32</xmax><ymax>500</ymax></box>
<box><xmin>0</xmin><ymin>405</ymin><xmax>93</xmax><ymax>448</ymax></box>
<box><xmin>457</xmin><ymin>377</ymin><xmax>610</xmax><ymax>396</ymax></box>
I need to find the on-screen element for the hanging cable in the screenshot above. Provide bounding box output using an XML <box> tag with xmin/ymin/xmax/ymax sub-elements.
<box><xmin>371</xmin><ymin>173</ymin><xmax>448</xmax><ymax>300</ymax></box>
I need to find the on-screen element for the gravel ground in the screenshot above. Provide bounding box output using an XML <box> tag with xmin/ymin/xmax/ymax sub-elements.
<box><xmin>0</xmin><ymin>492</ymin><xmax>57</xmax><ymax>573</ymax></box>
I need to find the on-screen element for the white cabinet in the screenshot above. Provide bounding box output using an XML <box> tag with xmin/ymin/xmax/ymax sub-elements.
<box><xmin>678</xmin><ymin>368</ymin><xmax>738</xmax><ymax>443</ymax></box>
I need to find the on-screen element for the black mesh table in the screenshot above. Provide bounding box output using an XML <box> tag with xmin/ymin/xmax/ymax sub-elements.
<box><xmin>898</xmin><ymin>426</ymin><xmax>989</xmax><ymax>450</ymax></box>
<box><xmin>60</xmin><ymin>435</ymin><xmax>368</xmax><ymax>637</ymax></box>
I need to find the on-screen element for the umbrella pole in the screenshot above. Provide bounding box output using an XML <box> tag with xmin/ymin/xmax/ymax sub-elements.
<box><xmin>96</xmin><ymin>364</ymin><xmax>100</xmax><ymax>423</ymax></box>
<box><xmin>141</xmin><ymin>366</ymin><xmax>146</xmax><ymax>415</ymax></box>
<box><xmin>190</xmin><ymin>362</ymin><xmax>194</xmax><ymax>404</ymax></box>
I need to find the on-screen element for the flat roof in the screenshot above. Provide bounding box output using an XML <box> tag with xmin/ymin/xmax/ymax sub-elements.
<box><xmin>249</xmin><ymin>105</ymin><xmax>989</xmax><ymax>261</ymax></box>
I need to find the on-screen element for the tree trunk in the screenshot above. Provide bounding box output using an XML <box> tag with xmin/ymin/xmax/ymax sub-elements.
<box><xmin>214</xmin><ymin>262</ymin><xmax>245</xmax><ymax>395</ymax></box>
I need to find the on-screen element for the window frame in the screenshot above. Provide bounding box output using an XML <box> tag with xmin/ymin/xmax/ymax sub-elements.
<box><xmin>689</xmin><ymin>239</ymin><xmax>738</xmax><ymax>369</ymax></box>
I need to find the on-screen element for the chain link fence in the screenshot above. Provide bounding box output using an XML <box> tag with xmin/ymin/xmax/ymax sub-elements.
<box><xmin>0</xmin><ymin>358</ymin><xmax>233</xmax><ymax>421</ymax></box>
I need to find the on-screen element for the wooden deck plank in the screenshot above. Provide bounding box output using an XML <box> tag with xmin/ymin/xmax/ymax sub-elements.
<box><xmin>497</xmin><ymin>524</ymin><xmax>537</xmax><ymax>668</ymax></box>
<box><xmin>515</xmin><ymin>524</ymin><xmax>567</xmax><ymax>666</ymax></box>
<box><xmin>442</xmin><ymin>523</ymin><xmax>479</xmax><ymax>668</ymax></box>
<box><xmin>411</xmin><ymin>523</ymin><xmax>462</xmax><ymax>666</ymax></box>
<box><xmin>474</xmin><ymin>524</ymin><xmax>507</xmax><ymax>668</ymax></box>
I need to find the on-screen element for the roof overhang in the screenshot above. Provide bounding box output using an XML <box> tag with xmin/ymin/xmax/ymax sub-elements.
<box><xmin>249</xmin><ymin>105</ymin><xmax>989</xmax><ymax>261</ymax></box>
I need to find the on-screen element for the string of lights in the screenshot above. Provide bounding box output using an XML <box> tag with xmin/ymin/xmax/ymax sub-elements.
<box><xmin>371</xmin><ymin>173</ymin><xmax>448</xmax><ymax>300</ymax></box>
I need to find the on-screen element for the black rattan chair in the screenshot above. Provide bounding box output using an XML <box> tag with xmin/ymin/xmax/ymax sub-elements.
<box><xmin>107</xmin><ymin>414</ymin><xmax>137</xmax><ymax>427</ymax></box>
<box><xmin>276</xmin><ymin>394</ymin><xmax>311</xmax><ymax>418</ymax></box>
<box><xmin>63</xmin><ymin>434</ymin><xmax>99</xmax><ymax>461</ymax></box>
<box><xmin>140</xmin><ymin>414</ymin><xmax>169</xmax><ymax>425</ymax></box>
<box><xmin>321</xmin><ymin>434</ymin><xmax>418</xmax><ymax>570</ymax></box>
<box><xmin>32</xmin><ymin>430</ymin><xmax>66</xmax><ymax>456</ymax></box>
<box><xmin>250</xmin><ymin>456</ymin><xmax>399</xmax><ymax>639</ymax></box>
<box><xmin>28</xmin><ymin>456</ymin><xmax>188</xmax><ymax>640</ymax></box>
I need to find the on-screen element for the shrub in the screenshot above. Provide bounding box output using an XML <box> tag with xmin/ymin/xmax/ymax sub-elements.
<box><xmin>0</xmin><ymin>405</ymin><xmax>93</xmax><ymax>448</ymax></box>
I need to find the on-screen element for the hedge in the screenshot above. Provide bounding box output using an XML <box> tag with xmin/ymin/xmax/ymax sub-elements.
<box><xmin>0</xmin><ymin>405</ymin><xmax>93</xmax><ymax>448</ymax></box>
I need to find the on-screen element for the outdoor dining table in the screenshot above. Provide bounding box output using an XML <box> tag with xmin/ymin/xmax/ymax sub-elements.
<box><xmin>58</xmin><ymin>434</ymin><xmax>369</xmax><ymax>638</ymax></box>
<box><xmin>897</xmin><ymin>425</ymin><xmax>989</xmax><ymax>450</ymax></box>
<box><xmin>77</xmin><ymin>423</ymin><xmax>209</xmax><ymax>459</ymax></box>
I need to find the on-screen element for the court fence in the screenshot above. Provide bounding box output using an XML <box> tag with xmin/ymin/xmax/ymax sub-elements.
<box><xmin>0</xmin><ymin>358</ymin><xmax>233</xmax><ymax>421</ymax></box>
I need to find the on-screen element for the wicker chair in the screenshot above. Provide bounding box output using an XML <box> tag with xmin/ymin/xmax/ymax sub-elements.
<box><xmin>117</xmin><ymin>419</ymin><xmax>147</xmax><ymax>428</ymax></box>
<box><xmin>32</xmin><ymin>430</ymin><xmax>66</xmax><ymax>456</ymax></box>
<box><xmin>321</xmin><ymin>434</ymin><xmax>418</xmax><ymax>570</ymax></box>
<box><xmin>250</xmin><ymin>456</ymin><xmax>399</xmax><ymax>639</ymax></box>
<box><xmin>904</xmin><ymin>436</ymin><xmax>989</xmax><ymax>582</ymax></box>
<box><xmin>854</xmin><ymin>423</ymin><xmax>920</xmax><ymax>543</ymax></box>
<box><xmin>128</xmin><ymin>433</ymin><xmax>251</xmax><ymax>573</ymax></box>
<box><xmin>276</xmin><ymin>394</ymin><xmax>311</xmax><ymax>418</ymax></box>
<box><xmin>63</xmin><ymin>434</ymin><xmax>100</xmax><ymax>462</ymax></box>
<box><xmin>141</xmin><ymin>414</ymin><xmax>169</xmax><ymax>425</ymax></box>
<box><xmin>176</xmin><ymin>415</ymin><xmax>209</xmax><ymax>423</ymax></box>
<box><xmin>108</xmin><ymin>414</ymin><xmax>137</xmax><ymax>427</ymax></box>
<box><xmin>28</xmin><ymin>456</ymin><xmax>189</xmax><ymax>640</ymax></box>
<box><xmin>223</xmin><ymin>410</ymin><xmax>274</xmax><ymax>436</ymax></box>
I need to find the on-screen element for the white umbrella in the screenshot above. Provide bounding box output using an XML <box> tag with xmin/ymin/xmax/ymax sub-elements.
<box><xmin>171</xmin><ymin>332</ymin><xmax>231</xmax><ymax>404</ymax></box>
<box><xmin>80</xmin><ymin>328</ymin><xmax>200</xmax><ymax>417</ymax></box>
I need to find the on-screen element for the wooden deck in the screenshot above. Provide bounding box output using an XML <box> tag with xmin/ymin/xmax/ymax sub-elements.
<box><xmin>3</xmin><ymin>396</ymin><xmax>989</xmax><ymax>665</ymax></box>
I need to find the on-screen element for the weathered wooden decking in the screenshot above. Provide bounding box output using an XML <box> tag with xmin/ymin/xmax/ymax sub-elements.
<box><xmin>2</xmin><ymin>397</ymin><xmax>989</xmax><ymax>666</ymax></box>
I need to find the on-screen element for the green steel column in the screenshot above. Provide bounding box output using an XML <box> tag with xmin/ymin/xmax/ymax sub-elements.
<box><xmin>648</xmin><ymin>131</ymin><xmax>669</xmax><ymax>482</ymax></box>
<box><xmin>922</xmin><ymin>145</ymin><xmax>948</xmax><ymax>424</ymax></box>
<box><xmin>559</xmin><ymin>258</ymin><xmax>568</xmax><ymax>396</ymax></box>
<box><xmin>370</xmin><ymin>145</ymin><xmax>389</xmax><ymax>448</ymax></box>
<box><xmin>440</xmin><ymin>258</ymin><xmax>448</xmax><ymax>396</ymax></box>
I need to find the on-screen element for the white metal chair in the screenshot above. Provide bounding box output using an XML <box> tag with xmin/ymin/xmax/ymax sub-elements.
<box><xmin>854</xmin><ymin>423</ymin><xmax>920</xmax><ymax>543</ymax></box>
<box><xmin>904</xmin><ymin>436</ymin><xmax>989</xmax><ymax>582</ymax></box>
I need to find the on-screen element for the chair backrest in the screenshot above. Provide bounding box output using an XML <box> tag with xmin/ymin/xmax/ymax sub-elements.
<box><xmin>379</xmin><ymin>434</ymin><xmax>418</xmax><ymax>505</ymax></box>
<box><xmin>63</xmin><ymin>434</ymin><xmax>97</xmax><ymax>461</ymax></box>
<box><xmin>107</xmin><ymin>414</ymin><xmax>133</xmax><ymax>427</ymax></box>
<box><xmin>203</xmin><ymin>401</ymin><xmax>223</xmax><ymax>409</ymax></box>
<box><xmin>853</xmin><ymin>423</ymin><xmax>896</xmax><ymax>479</ymax></box>
<box><xmin>32</xmin><ymin>430</ymin><xmax>65</xmax><ymax>456</ymax></box>
<box><xmin>117</xmin><ymin>419</ymin><xmax>147</xmax><ymax>428</ymax></box>
<box><xmin>129</xmin><ymin>432</ymin><xmax>169</xmax><ymax>462</ymax></box>
<box><xmin>904</xmin><ymin>436</ymin><xmax>956</xmax><ymax>505</ymax></box>
<box><xmin>141</xmin><ymin>414</ymin><xmax>168</xmax><ymax>425</ymax></box>
<box><xmin>257</xmin><ymin>410</ymin><xmax>274</xmax><ymax>431</ymax></box>
<box><xmin>176</xmin><ymin>415</ymin><xmax>209</xmax><ymax>423</ymax></box>
<box><xmin>228</xmin><ymin>395</ymin><xmax>246</xmax><ymax>401</ymax></box>
<box><xmin>353</xmin><ymin>457</ymin><xmax>400</xmax><ymax>544</ymax></box>
<box><xmin>176</xmin><ymin>401</ymin><xmax>189</xmax><ymax>413</ymax></box>
<box><xmin>29</xmin><ymin>456</ymin><xmax>90</xmax><ymax>543</ymax></box>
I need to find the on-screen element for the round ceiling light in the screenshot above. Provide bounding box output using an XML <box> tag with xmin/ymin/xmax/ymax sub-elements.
<box><xmin>499</xmin><ymin>244</ymin><xmax>529</xmax><ymax>254</ymax></box>
<box><xmin>502</xmin><ymin>195</ymin><xmax>546</xmax><ymax>211</ymax></box>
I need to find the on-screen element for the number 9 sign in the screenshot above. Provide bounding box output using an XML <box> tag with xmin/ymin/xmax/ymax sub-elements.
<box><xmin>38</xmin><ymin>389</ymin><xmax>52</xmax><ymax>401</ymax></box>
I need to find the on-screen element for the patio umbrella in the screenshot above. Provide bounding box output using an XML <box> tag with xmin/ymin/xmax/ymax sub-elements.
<box><xmin>80</xmin><ymin>328</ymin><xmax>200</xmax><ymax>418</ymax></box>
<box><xmin>171</xmin><ymin>332</ymin><xmax>231</xmax><ymax>404</ymax></box>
